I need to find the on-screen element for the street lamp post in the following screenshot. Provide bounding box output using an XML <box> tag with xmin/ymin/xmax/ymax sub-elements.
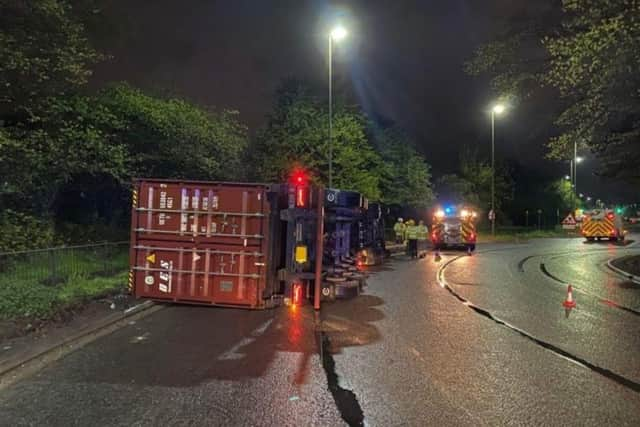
<box><xmin>490</xmin><ymin>103</ymin><xmax>505</xmax><ymax>236</ymax></box>
<box><xmin>328</xmin><ymin>26</ymin><xmax>347</xmax><ymax>189</ymax></box>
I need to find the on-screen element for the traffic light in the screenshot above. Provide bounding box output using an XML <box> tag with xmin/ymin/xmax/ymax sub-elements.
<box><xmin>615</xmin><ymin>206</ymin><xmax>623</xmax><ymax>214</ymax></box>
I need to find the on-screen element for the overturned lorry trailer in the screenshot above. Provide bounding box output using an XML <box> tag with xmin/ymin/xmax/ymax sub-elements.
<box><xmin>354</xmin><ymin>202</ymin><xmax>386</xmax><ymax>266</ymax></box>
<box><xmin>320</xmin><ymin>188</ymin><xmax>372</xmax><ymax>300</ymax></box>
<box><xmin>129</xmin><ymin>179</ymin><xmax>323</xmax><ymax>309</ymax></box>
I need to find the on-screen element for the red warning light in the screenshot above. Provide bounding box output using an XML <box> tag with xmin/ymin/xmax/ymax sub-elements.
<box><xmin>291</xmin><ymin>169</ymin><xmax>308</xmax><ymax>186</ymax></box>
<box><xmin>607</xmin><ymin>212</ymin><xmax>614</xmax><ymax>220</ymax></box>
<box><xmin>291</xmin><ymin>168</ymin><xmax>309</xmax><ymax>208</ymax></box>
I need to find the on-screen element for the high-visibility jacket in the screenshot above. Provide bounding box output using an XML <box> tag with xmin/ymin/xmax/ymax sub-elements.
<box><xmin>416</xmin><ymin>225</ymin><xmax>429</xmax><ymax>241</ymax></box>
<box><xmin>406</xmin><ymin>225</ymin><xmax>419</xmax><ymax>240</ymax></box>
<box><xmin>393</xmin><ymin>222</ymin><xmax>406</xmax><ymax>237</ymax></box>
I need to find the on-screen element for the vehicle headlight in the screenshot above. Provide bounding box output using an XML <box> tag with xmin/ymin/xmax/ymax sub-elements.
<box><xmin>460</xmin><ymin>209</ymin><xmax>469</xmax><ymax>218</ymax></box>
<box><xmin>435</xmin><ymin>210</ymin><xmax>445</xmax><ymax>219</ymax></box>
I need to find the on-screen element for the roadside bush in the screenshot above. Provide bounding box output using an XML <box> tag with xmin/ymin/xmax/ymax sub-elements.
<box><xmin>0</xmin><ymin>210</ymin><xmax>56</xmax><ymax>253</ymax></box>
<box><xmin>0</xmin><ymin>279</ymin><xmax>59</xmax><ymax>320</ymax></box>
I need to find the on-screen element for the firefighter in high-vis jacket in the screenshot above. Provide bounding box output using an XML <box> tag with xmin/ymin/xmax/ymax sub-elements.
<box><xmin>393</xmin><ymin>218</ymin><xmax>406</xmax><ymax>244</ymax></box>
<box><xmin>406</xmin><ymin>220</ymin><xmax>419</xmax><ymax>259</ymax></box>
<box><xmin>416</xmin><ymin>220</ymin><xmax>429</xmax><ymax>257</ymax></box>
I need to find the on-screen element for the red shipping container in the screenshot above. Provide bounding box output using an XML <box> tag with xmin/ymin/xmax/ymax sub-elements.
<box><xmin>129</xmin><ymin>179</ymin><xmax>283</xmax><ymax>309</ymax></box>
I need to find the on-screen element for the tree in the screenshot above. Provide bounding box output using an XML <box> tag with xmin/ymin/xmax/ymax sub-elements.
<box><xmin>371</xmin><ymin>126</ymin><xmax>435</xmax><ymax>208</ymax></box>
<box><xmin>544</xmin><ymin>0</ymin><xmax>640</xmax><ymax>183</ymax></box>
<box><xmin>253</xmin><ymin>80</ymin><xmax>385</xmax><ymax>200</ymax></box>
<box><xmin>435</xmin><ymin>147</ymin><xmax>514</xmax><ymax>218</ymax></box>
<box><xmin>0</xmin><ymin>2</ymin><xmax>252</xmax><ymax>245</ymax></box>
<box><xmin>548</xmin><ymin>178</ymin><xmax>576</xmax><ymax>214</ymax></box>
<box><xmin>0</xmin><ymin>0</ymin><xmax>102</xmax><ymax>119</ymax></box>
<box><xmin>96</xmin><ymin>84</ymin><xmax>248</xmax><ymax>182</ymax></box>
<box><xmin>1</xmin><ymin>84</ymin><xmax>249</xmax><ymax>229</ymax></box>
<box><xmin>466</xmin><ymin>0</ymin><xmax>640</xmax><ymax>183</ymax></box>
<box><xmin>0</xmin><ymin>95</ymin><xmax>128</xmax><ymax>212</ymax></box>
<box><xmin>436</xmin><ymin>174</ymin><xmax>478</xmax><ymax>206</ymax></box>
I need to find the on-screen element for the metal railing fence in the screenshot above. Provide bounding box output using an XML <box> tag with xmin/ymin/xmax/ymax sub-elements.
<box><xmin>0</xmin><ymin>242</ymin><xmax>129</xmax><ymax>287</ymax></box>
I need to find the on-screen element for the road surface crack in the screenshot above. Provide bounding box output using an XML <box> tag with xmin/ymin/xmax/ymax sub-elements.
<box><xmin>320</xmin><ymin>332</ymin><xmax>365</xmax><ymax>427</ymax></box>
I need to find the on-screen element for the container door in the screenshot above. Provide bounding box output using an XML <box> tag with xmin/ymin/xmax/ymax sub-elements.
<box><xmin>134</xmin><ymin>182</ymin><xmax>267</xmax><ymax>248</ymax></box>
<box><xmin>132</xmin><ymin>243</ymin><xmax>266</xmax><ymax>307</ymax></box>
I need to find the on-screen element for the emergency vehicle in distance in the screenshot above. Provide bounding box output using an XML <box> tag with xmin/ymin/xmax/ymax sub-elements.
<box><xmin>430</xmin><ymin>204</ymin><xmax>478</xmax><ymax>251</ymax></box>
<box><xmin>581</xmin><ymin>208</ymin><xmax>626</xmax><ymax>242</ymax></box>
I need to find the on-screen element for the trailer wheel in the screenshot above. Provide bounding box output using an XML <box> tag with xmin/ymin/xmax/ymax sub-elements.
<box><xmin>586</xmin><ymin>237</ymin><xmax>595</xmax><ymax>242</ymax></box>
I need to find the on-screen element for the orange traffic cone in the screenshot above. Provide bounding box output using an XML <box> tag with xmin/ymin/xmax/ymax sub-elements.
<box><xmin>563</xmin><ymin>285</ymin><xmax>576</xmax><ymax>308</ymax></box>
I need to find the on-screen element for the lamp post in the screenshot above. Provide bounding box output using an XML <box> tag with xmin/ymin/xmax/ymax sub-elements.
<box><xmin>574</xmin><ymin>154</ymin><xmax>583</xmax><ymax>209</ymax></box>
<box><xmin>490</xmin><ymin>103</ymin><xmax>505</xmax><ymax>236</ymax></box>
<box><xmin>328</xmin><ymin>26</ymin><xmax>347</xmax><ymax>189</ymax></box>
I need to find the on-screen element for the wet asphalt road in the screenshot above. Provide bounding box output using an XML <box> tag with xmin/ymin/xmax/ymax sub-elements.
<box><xmin>1</xmin><ymin>236</ymin><xmax>640</xmax><ymax>426</ymax></box>
<box><xmin>0</xmin><ymin>305</ymin><xmax>343</xmax><ymax>426</ymax></box>
<box><xmin>323</xmin><ymin>235</ymin><xmax>640</xmax><ymax>425</ymax></box>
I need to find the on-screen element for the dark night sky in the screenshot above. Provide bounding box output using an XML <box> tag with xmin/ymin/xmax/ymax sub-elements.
<box><xmin>90</xmin><ymin>0</ymin><xmax>635</xmax><ymax>203</ymax></box>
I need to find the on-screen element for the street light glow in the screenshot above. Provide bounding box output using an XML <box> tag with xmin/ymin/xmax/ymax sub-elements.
<box><xmin>492</xmin><ymin>104</ymin><xmax>505</xmax><ymax>115</ymax></box>
<box><xmin>330</xmin><ymin>26</ymin><xmax>348</xmax><ymax>41</ymax></box>
<box><xmin>576</xmin><ymin>156</ymin><xmax>584</xmax><ymax>163</ymax></box>
<box><xmin>565</xmin><ymin>175</ymin><xmax>571</xmax><ymax>180</ymax></box>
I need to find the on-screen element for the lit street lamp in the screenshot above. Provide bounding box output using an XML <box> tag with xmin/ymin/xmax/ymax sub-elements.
<box><xmin>490</xmin><ymin>103</ymin><xmax>505</xmax><ymax>236</ymax></box>
<box><xmin>565</xmin><ymin>175</ymin><xmax>571</xmax><ymax>180</ymax></box>
<box><xmin>328</xmin><ymin>25</ymin><xmax>347</xmax><ymax>188</ymax></box>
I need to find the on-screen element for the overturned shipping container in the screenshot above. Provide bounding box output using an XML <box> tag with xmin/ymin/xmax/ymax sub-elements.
<box><xmin>129</xmin><ymin>179</ymin><xmax>322</xmax><ymax>309</ymax></box>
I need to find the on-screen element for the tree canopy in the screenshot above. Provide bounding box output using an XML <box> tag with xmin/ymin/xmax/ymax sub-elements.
<box><xmin>253</xmin><ymin>80</ymin><xmax>383</xmax><ymax>200</ymax></box>
<box><xmin>466</xmin><ymin>0</ymin><xmax>640</xmax><ymax>183</ymax></box>
<box><xmin>0</xmin><ymin>0</ymin><xmax>102</xmax><ymax>118</ymax></box>
<box><xmin>253</xmin><ymin>80</ymin><xmax>435</xmax><ymax>206</ymax></box>
<box><xmin>370</xmin><ymin>126</ymin><xmax>435</xmax><ymax>208</ymax></box>
<box><xmin>436</xmin><ymin>147</ymin><xmax>513</xmax><ymax>219</ymax></box>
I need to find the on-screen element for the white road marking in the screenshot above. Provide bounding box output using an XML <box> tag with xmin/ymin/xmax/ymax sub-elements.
<box><xmin>218</xmin><ymin>318</ymin><xmax>274</xmax><ymax>360</ymax></box>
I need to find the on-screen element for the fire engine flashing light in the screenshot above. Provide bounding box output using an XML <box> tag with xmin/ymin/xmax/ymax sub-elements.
<box><xmin>607</xmin><ymin>212</ymin><xmax>615</xmax><ymax>220</ymax></box>
<box><xmin>459</xmin><ymin>209</ymin><xmax>477</xmax><ymax>219</ymax></box>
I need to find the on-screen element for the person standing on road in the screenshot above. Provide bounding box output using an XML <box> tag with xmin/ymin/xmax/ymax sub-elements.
<box><xmin>393</xmin><ymin>218</ymin><xmax>406</xmax><ymax>244</ymax></box>
<box><xmin>404</xmin><ymin>219</ymin><xmax>412</xmax><ymax>255</ymax></box>
<box><xmin>406</xmin><ymin>220</ymin><xmax>419</xmax><ymax>259</ymax></box>
<box><xmin>416</xmin><ymin>220</ymin><xmax>429</xmax><ymax>257</ymax></box>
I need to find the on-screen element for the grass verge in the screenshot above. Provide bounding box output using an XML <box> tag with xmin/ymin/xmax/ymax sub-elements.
<box><xmin>478</xmin><ymin>229</ymin><xmax>581</xmax><ymax>243</ymax></box>
<box><xmin>0</xmin><ymin>247</ymin><xmax>128</xmax><ymax>322</ymax></box>
<box><xmin>611</xmin><ymin>255</ymin><xmax>640</xmax><ymax>277</ymax></box>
